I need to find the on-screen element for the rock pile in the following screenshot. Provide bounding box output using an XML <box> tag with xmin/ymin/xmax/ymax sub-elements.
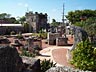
<box><xmin>0</xmin><ymin>46</ymin><xmax>41</xmax><ymax>72</ymax></box>
<box><xmin>0</xmin><ymin>46</ymin><xmax>23</xmax><ymax>72</ymax></box>
<box><xmin>22</xmin><ymin>56</ymin><xmax>41</xmax><ymax>72</ymax></box>
<box><xmin>46</xmin><ymin>66</ymin><xmax>91</xmax><ymax>72</ymax></box>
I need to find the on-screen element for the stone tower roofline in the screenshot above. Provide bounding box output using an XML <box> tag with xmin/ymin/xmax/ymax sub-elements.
<box><xmin>35</xmin><ymin>12</ymin><xmax>38</xmax><ymax>14</ymax></box>
<box><xmin>25</xmin><ymin>11</ymin><xmax>33</xmax><ymax>16</ymax></box>
<box><xmin>25</xmin><ymin>11</ymin><xmax>47</xmax><ymax>16</ymax></box>
<box><xmin>25</xmin><ymin>11</ymin><xmax>48</xmax><ymax>33</ymax></box>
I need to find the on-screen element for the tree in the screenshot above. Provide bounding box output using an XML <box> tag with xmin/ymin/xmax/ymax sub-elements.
<box><xmin>51</xmin><ymin>19</ymin><xmax>60</xmax><ymax>27</ymax></box>
<box><xmin>0</xmin><ymin>13</ymin><xmax>11</xmax><ymax>19</ymax></box>
<box><xmin>23</xmin><ymin>23</ymin><xmax>29</xmax><ymax>33</ymax></box>
<box><xmin>18</xmin><ymin>16</ymin><xmax>26</xmax><ymax>24</ymax></box>
<box><xmin>52</xmin><ymin>19</ymin><xmax>56</xmax><ymax>22</ymax></box>
<box><xmin>0</xmin><ymin>13</ymin><xmax>19</xmax><ymax>24</ymax></box>
<box><xmin>66</xmin><ymin>9</ymin><xmax>96</xmax><ymax>24</ymax></box>
<box><xmin>74</xmin><ymin>17</ymin><xmax>96</xmax><ymax>41</ymax></box>
<box><xmin>9</xmin><ymin>17</ymin><xmax>17</xmax><ymax>23</ymax></box>
<box><xmin>74</xmin><ymin>17</ymin><xmax>96</xmax><ymax>45</ymax></box>
<box><xmin>14</xmin><ymin>20</ymin><xmax>19</xmax><ymax>24</ymax></box>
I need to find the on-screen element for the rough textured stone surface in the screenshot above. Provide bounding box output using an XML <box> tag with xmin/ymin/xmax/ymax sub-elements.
<box><xmin>56</xmin><ymin>37</ymin><xmax>68</xmax><ymax>46</ymax></box>
<box><xmin>25</xmin><ymin>11</ymin><xmax>48</xmax><ymax>33</ymax></box>
<box><xmin>0</xmin><ymin>46</ymin><xmax>23</xmax><ymax>72</ymax></box>
<box><xmin>71</xmin><ymin>26</ymin><xmax>88</xmax><ymax>50</ymax></box>
<box><xmin>22</xmin><ymin>56</ymin><xmax>41</xmax><ymax>72</ymax></box>
<box><xmin>46</xmin><ymin>66</ymin><xmax>91</xmax><ymax>72</ymax></box>
<box><xmin>66</xmin><ymin>26</ymin><xmax>88</xmax><ymax>61</ymax></box>
<box><xmin>47</xmin><ymin>33</ymin><xmax>60</xmax><ymax>45</ymax></box>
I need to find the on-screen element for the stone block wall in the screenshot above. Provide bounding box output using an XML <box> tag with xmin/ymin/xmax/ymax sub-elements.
<box><xmin>47</xmin><ymin>33</ymin><xmax>60</xmax><ymax>45</ymax></box>
<box><xmin>56</xmin><ymin>37</ymin><xmax>68</xmax><ymax>46</ymax></box>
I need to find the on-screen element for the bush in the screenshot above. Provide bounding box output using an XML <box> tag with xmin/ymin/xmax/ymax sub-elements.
<box><xmin>39</xmin><ymin>33</ymin><xmax>47</xmax><ymax>39</ymax></box>
<box><xmin>10</xmin><ymin>31</ymin><xmax>16</xmax><ymax>35</ymax></box>
<box><xmin>32</xmin><ymin>33</ymin><xmax>47</xmax><ymax>39</ymax></box>
<box><xmin>71</xmin><ymin>40</ymin><xmax>96</xmax><ymax>71</ymax></box>
<box><xmin>20</xmin><ymin>48</ymin><xmax>36</xmax><ymax>57</ymax></box>
<box><xmin>33</xmin><ymin>47</ymin><xmax>40</xmax><ymax>56</ymax></box>
<box><xmin>32</xmin><ymin>33</ymin><xmax>39</xmax><ymax>37</ymax></box>
<box><xmin>17</xmin><ymin>33</ymin><xmax>23</xmax><ymax>39</ymax></box>
<box><xmin>41</xmin><ymin>59</ymin><xmax>56</xmax><ymax>72</ymax></box>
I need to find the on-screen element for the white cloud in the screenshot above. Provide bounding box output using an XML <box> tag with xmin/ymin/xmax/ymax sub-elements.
<box><xmin>17</xmin><ymin>2</ymin><xmax>29</xmax><ymax>8</ymax></box>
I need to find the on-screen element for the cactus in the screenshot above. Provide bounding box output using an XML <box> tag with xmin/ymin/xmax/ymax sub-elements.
<box><xmin>41</xmin><ymin>59</ymin><xmax>56</xmax><ymax>72</ymax></box>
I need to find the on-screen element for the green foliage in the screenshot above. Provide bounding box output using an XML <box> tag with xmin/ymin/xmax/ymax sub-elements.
<box><xmin>52</xmin><ymin>19</ymin><xmax>56</xmax><ymax>22</ymax></box>
<box><xmin>41</xmin><ymin>59</ymin><xmax>56</xmax><ymax>72</ymax></box>
<box><xmin>74</xmin><ymin>17</ymin><xmax>96</xmax><ymax>37</ymax></box>
<box><xmin>66</xmin><ymin>9</ymin><xmax>96</xmax><ymax>24</ymax></box>
<box><xmin>0</xmin><ymin>13</ymin><xmax>11</xmax><ymax>19</ymax></box>
<box><xmin>39</xmin><ymin>33</ymin><xmax>47</xmax><ymax>39</ymax></box>
<box><xmin>74</xmin><ymin>17</ymin><xmax>96</xmax><ymax>47</ymax></box>
<box><xmin>0</xmin><ymin>13</ymin><xmax>20</xmax><ymax>24</ymax></box>
<box><xmin>20</xmin><ymin>45</ymin><xmax>41</xmax><ymax>57</ymax></box>
<box><xmin>17</xmin><ymin>33</ymin><xmax>23</xmax><ymax>39</ymax></box>
<box><xmin>32</xmin><ymin>33</ymin><xmax>39</xmax><ymax>37</ymax></box>
<box><xmin>18</xmin><ymin>16</ymin><xmax>26</xmax><ymax>24</ymax></box>
<box><xmin>83</xmin><ymin>17</ymin><xmax>96</xmax><ymax>37</ymax></box>
<box><xmin>39</xmin><ymin>29</ymin><xmax>45</xmax><ymax>33</ymax></box>
<box><xmin>51</xmin><ymin>19</ymin><xmax>60</xmax><ymax>27</ymax></box>
<box><xmin>74</xmin><ymin>21</ymin><xmax>85</xmax><ymax>27</ymax></box>
<box><xmin>33</xmin><ymin>45</ymin><xmax>41</xmax><ymax>55</ymax></box>
<box><xmin>71</xmin><ymin>40</ymin><xmax>96</xmax><ymax>71</ymax></box>
<box><xmin>9</xmin><ymin>17</ymin><xmax>17</xmax><ymax>23</ymax></box>
<box><xmin>20</xmin><ymin>48</ymin><xmax>36</xmax><ymax>57</ymax></box>
<box><xmin>23</xmin><ymin>23</ymin><xmax>29</xmax><ymax>33</ymax></box>
<box><xmin>10</xmin><ymin>31</ymin><xmax>16</xmax><ymax>35</ymax></box>
<box><xmin>14</xmin><ymin>20</ymin><xmax>19</xmax><ymax>24</ymax></box>
<box><xmin>32</xmin><ymin>33</ymin><xmax>47</xmax><ymax>39</ymax></box>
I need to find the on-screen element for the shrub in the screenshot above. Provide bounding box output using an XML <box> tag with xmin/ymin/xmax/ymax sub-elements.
<box><xmin>17</xmin><ymin>33</ymin><xmax>23</xmax><ymax>39</ymax></box>
<box><xmin>10</xmin><ymin>31</ymin><xmax>15</xmax><ymax>35</ymax></box>
<box><xmin>39</xmin><ymin>33</ymin><xmax>47</xmax><ymax>39</ymax></box>
<box><xmin>71</xmin><ymin>40</ymin><xmax>96</xmax><ymax>71</ymax></box>
<box><xmin>32</xmin><ymin>33</ymin><xmax>47</xmax><ymax>39</ymax></box>
<box><xmin>20</xmin><ymin>48</ymin><xmax>36</xmax><ymax>57</ymax></box>
<box><xmin>41</xmin><ymin>59</ymin><xmax>56</xmax><ymax>72</ymax></box>
<box><xmin>33</xmin><ymin>45</ymin><xmax>41</xmax><ymax>55</ymax></box>
<box><xmin>41</xmin><ymin>33</ymin><xmax>47</xmax><ymax>39</ymax></box>
<box><xmin>32</xmin><ymin>33</ymin><xmax>39</xmax><ymax>37</ymax></box>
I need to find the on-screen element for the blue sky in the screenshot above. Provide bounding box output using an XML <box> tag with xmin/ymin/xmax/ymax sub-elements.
<box><xmin>0</xmin><ymin>0</ymin><xmax>96</xmax><ymax>22</ymax></box>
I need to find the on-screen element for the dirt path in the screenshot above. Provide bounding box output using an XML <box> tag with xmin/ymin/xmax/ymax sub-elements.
<box><xmin>35</xmin><ymin>46</ymin><xmax>72</xmax><ymax>67</ymax></box>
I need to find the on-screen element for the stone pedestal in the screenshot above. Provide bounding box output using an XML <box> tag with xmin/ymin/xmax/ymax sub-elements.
<box><xmin>47</xmin><ymin>33</ymin><xmax>60</xmax><ymax>45</ymax></box>
<box><xmin>56</xmin><ymin>37</ymin><xmax>68</xmax><ymax>46</ymax></box>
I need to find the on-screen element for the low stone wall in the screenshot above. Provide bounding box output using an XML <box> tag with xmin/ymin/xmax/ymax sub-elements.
<box><xmin>0</xmin><ymin>26</ymin><xmax>24</xmax><ymax>35</ymax></box>
<box><xmin>46</xmin><ymin>66</ymin><xmax>91</xmax><ymax>72</ymax></box>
